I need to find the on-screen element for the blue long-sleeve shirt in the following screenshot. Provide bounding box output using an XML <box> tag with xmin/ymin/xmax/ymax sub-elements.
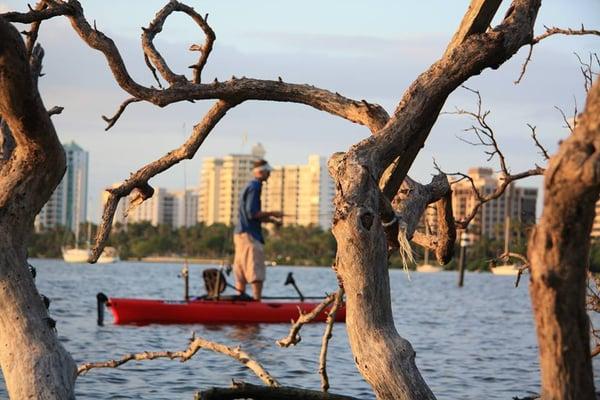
<box><xmin>234</xmin><ymin>179</ymin><xmax>264</xmax><ymax>243</ymax></box>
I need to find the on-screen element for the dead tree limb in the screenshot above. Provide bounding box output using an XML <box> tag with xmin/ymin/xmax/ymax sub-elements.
<box><xmin>196</xmin><ymin>381</ymin><xmax>360</xmax><ymax>400</ymax></box>
<box><xmin>91</xmin><ymin>99</ymin><xmax>235</xmax><ymax>262</ymax></box>
<box><xmin>440</xmin><ymin>87</ymin><xmax>545</xmax><ymax>229</ymax></box>
<box><xmin>277</xmin><ymin>292</ymin><xmax>337</xmax><ymax>348</ymax></box>
<box><xmin>319</xmin><ymin>287</ymin><xmax>345</xmax><ymax>392</ymax></box>
<box><xmin>515</xmin><ymin>25</ymin><xmax>599</xmax><ymax>83</ymax></box>
<box><xmin>78</xmin><ymin>334</ymin><xmax>279</xmax><ymax>387</ymax></box>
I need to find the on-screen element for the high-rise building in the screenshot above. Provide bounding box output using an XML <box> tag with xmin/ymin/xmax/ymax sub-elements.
<box><xmin>36</xmin><ymin>141</ymin><xmax>89</xmax><ymax>233</ymax></box>
<box><xmin>103</xmin><ymin>186</ymin><xmax>198</xmax><ymax>229</ymax></box>
<box><xmin>197</xmin><ymin>157</ymin><xmax>223</xmax><ymax>226</ymax></box>
<box><xmin>173</xmin><ymin>189</ymin><xmax>199</xmax><ymax>228</ymax></box>
<box><xmin>451</xmin><ymin>167</ymin><xmax>537</xmax><ymax>241</ymax></box>
<box><xmin>198</xmin><ymin>146</ymin><xmax>334</xmax><ymax>229</ymax></box>
<box><xmin>197</xmin><ymin>143</ymin><xmax>265</xmax><ymax>226</ymax></box>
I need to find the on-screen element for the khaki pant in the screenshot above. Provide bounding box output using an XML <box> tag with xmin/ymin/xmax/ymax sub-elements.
<box><xmin>233</xmin><ymin>233</ymin><xmax>266</xmax><ymax>284</ymax></box>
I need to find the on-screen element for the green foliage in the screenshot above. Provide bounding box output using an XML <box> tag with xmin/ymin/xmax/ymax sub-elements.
<box><xmin>27</xmin><ymin>223</ymin><xmax>336</xmax><ymax>265</ymax></box>
<box><xmin>264</xmin><ymin>225</ymin><xmax>336</xmax><ymax>266</ymax></box>
<box><xmin>28</xmin><ymin>225</ymin><xmax>74</xmax><ymax>258</ymax></box>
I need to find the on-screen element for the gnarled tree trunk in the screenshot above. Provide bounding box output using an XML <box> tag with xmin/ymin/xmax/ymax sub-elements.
<box><xmin>0</xmin><ymin>17</ymin><xmax>76</xmax><ymax>399</ymax></box>
<box><xmin>528</xmin><ymin>79</ymin><xmax>600</xmax><ymax>399</ymax></box>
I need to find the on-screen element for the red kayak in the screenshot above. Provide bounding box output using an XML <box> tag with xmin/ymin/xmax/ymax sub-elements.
<box><xmin>105</xmin><ymin>297</ymin><xmax>346</xmax><ymax>325</ymax></box>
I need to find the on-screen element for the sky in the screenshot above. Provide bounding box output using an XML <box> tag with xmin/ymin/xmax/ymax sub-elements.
<box><xmin>1</xmin><ymin>0</ymin><xmax>599</xmax><ymax>222</ymax></box>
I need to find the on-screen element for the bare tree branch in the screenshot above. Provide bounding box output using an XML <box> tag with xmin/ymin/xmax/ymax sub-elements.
<box><xmin>533</xmin><ymin>25</ymin><xmax>600</xmax><ymax>45</ymax></box>
<box><xmin>527</xmin><ymin>123</ymin><xmax>549</xmax><ymax>160</ymax></box>
<box><xmin>78</xmin><ymin>334</ymin><xmax>279</xmax><ymax>387</ymax></box>
<box><xmin>197</xmin><ymin>381</ymin><xmax>360</xmax><ymax>400</ymax></box>
<box><xmin>498</xmin><ymin>251</ymin><xmax>530</xmax><ymax>287</ymax></box>
<box><xmin>277</xmin><ymin>293</ymin><xmax>337</xmax><ymax>348</ymax></box>
<box><xmin>554</xmin><ymin>104</ymin><xmax>576</xmax><ymax>134</ymax></box>
<box><xmin>101</xmin><ymin>97</ymin><xmax>142</xmax><ymax>131</ymax></box>
<box><xmin>2</xmin><ymin>1</ymin><xmax>390</xmax><ymax>133</ymax></box>
<box><xmin>90</xmin><ymin>100</ymin><xmax>235</xmax><ymax>262</ymax></box>
<box><xmin>515</xmin><ymin>25</ymin><xmax>599</xmax><ymax>83</ymax></box>
<box><xmin>441</xmin><ymin>87</ymin><xmax>545</xmax><ymax>229</ymax></box>
<box><xmin>319</xmin><ymin>287</ymin><xmax>344</xmax><ymax>392</ymax></box>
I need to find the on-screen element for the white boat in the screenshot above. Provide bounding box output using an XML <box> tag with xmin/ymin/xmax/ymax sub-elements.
<box><xmin>62</xmin><ymin>217</ymin><xmax>120</xmax><ymax>264</ymax></box>
<box><xmin>489</xmin><ymin>216</ymin><xmax>523</xmax><ymax>276</ymax></box>
<box><xmin>63</xmin><ymin>246</ymin><xmax>120</xmax><ymax>264</ymax></box>
<box><xmin>97</xmin><ymin>247</ymin><xmax>120</xmax><ymax>264</ymax></box>
<box><xmin>416</xmin><ymin>264</ymin><xmax>443</xmax><ymax>273</ymax></box>
<box><xmin>62</xmin><ymin>247</ymin><xmax>90</xmax><ymax>263</ymax></box>
<box><xmin>490</xmin><ymin>264</ymin><xmax>520</xmax><ymax>276</ymax></box>
<box><xmin>416</xmin><ymin>223</ymin><xmax>442</xmax><ymax>273</ymax></box>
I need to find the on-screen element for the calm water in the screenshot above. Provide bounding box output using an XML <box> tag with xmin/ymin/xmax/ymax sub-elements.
<box><xmin>1</xmin><ymin>260</ymin><xmax>599</xmax><ymax>399</ymax></box>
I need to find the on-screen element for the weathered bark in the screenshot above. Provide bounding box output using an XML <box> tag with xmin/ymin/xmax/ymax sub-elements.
<box><xmin>528</xmin><ymin>79</ymin><xmax>600</xmax><ymax>399</ymax></box>
<box><xmin>329</xmin><ymin>1</ymin><xmax>541</xmax><ymax>398</ymax></box>
<box><xmin>197</xmin><ymin>381</ymin><xmax>360</xmax><ymax>400</ymax></box>
<box><xmin>0</xmin><ymin>17</ymin><xmax>76</xmax><ymax>399</ymax></box>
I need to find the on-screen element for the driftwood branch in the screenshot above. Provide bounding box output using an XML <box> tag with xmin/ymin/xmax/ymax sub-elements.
<box><xmin>1</xmin><ymin>2</ymin><xmax>389</xmax><ymax>133</ymax></box>
<box><xmin>527</xmin><ymin>123</ymin><xmax>550</xmax><ymax>160</ymax></box>
<box><xmin>442</xmin><ymin>87</ymin><xmax>545</xmax><ymax>229</ymax></box>
<box><xmin>384</xmin><ymin>174</ymin><xmax>455</xmax><ymax>265</ymax></box>
<box><xmin>319</xmin><ymin>287</ymin><xmax>344</xmax><ymax>392</ymax></box>
<box><xmin>196</xmin><ymin>381</ymin><xmax>360</xmax><ymax>400</ymax></box>
<box><xmin>78</xmin><ymin>334</ymin><xmax>279</xmax><ymax>387</ymax></box>
<box><xmin>277</xmin><ymin>293</ymin><xmax>337</xmax><ymax>348</ymax></box>
<box><xmin>515</xmin><ymin>25</ymin><xmax>600</xmax><ymax>84</ymax></box>
<box><xmin>101</xmin><ymin>97</ymin><xmax>142</xmax><ymax>131</ymax></box>
<box><xmin>90</xmin><ymin>100</ymin><xmax>235</xmax><ymax>262</ymax></box>
<box><xmin>443</xmin><ymin>0</ymin><xmax>502</xmax><ymax>57</ymax></box>
<box><xmin>498</xmin><ymin>251</ymin><xmax>530</xmax><ymax>287</ymax></box>
<box><xmin>141</xmin><ymin>1</ymin><xmax>214</xmax><ymax>86</ymax></box>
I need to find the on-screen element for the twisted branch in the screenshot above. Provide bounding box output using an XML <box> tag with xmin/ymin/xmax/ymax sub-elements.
<box><xmin>90</xmin><ymin>99</ymin><xmax>235</xmax><ymax>262</ymax></box>
<box><xmin>277</xmin><ymin>293</ymin><xmax>337</xmax><ymax>348</ymax></box>
<box><xmin>319</xmin><ymin>287</ymin><xmax>344</xmax><ymax>392</ymax></box>
<box><xmin>101</xmin><ymin>97</ymin><xmax>142</xmax><ymax>131</ymax></box>
<box><xmin>1</xmin><ymin>1</ymin><xmax>389</xmax><ymax>132</ymax></box>
<box><xmin>141</xmin><ymin>1</ymin><xmax>215</xmax><ymax>86</ymax></box>
<box><xmin>515</xmin><ymin>25</ymin><xmax>600</xmax><ymax>84</ymax></box>
<box><xmin>441</xmin><ymin>87</ymin><xmax>545</xmax><ymax>229</ymax></box>
<box><xmin>78</xmin><ymin>334</ymin><xmax>279</xmax><ymax>387</ymax></box>
<box><xmin>196</xmin><ymin>381</ymin><xmax>359</xmax><ymax>400</ymax></box>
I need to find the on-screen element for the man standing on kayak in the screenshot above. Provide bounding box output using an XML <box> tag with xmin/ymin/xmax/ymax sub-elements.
<box><xmin>233</xmin><ymin>159</ymin><xmax>283</xmax><ymax>300</ymax></box>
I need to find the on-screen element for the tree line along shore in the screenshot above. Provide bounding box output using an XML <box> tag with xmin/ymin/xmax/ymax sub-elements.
<box><xmin>29</xmin><ymin>222</ymin><xmax>600</xmax><ymax>271</ymax></box>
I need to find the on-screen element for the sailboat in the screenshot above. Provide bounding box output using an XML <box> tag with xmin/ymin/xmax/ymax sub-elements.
<box><xmin>416</xmin><ymin>223</ymin><xmax>443</xmax><ymax>273</ymax></box>
<box><xmin>62</xmin><ymin>222</ymin><xmax>120</xmax><ymax>263</ymax></box>
<box><xmin>490</xmin><ymin>215</ymin><xmax>520</xmax><ymax>276</ymax></box>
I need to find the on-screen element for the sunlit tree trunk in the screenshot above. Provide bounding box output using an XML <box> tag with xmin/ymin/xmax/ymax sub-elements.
<box><xmin>528</xmin><ymin>79</ymin><xmax>600</xmax><ymax>399</ymax></box>
<box><xmin>0</xmin><ymin>17</ymin><xmax>76</xmax><ymax>398</ymax></box>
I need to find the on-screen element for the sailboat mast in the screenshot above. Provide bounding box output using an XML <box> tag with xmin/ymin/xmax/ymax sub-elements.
<box><xmin>424</xmin><ymin>221</ymin><xmax>430</xmax><ymax>265</ymax></box>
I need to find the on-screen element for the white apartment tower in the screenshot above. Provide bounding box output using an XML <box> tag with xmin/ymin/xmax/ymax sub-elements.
<box><xmin>36</xmin><ymin>141</ymin><xmax>89</xmax><ymax>232</ymax></box>
<box><xmin>103</xmin><ymin>187</ymin><xmax>198</xmax><ymax>229</ymax></box>
<box><xmin>198</xmin><ymin>143</ymin><xmax>265</xmax><ymax>226</ymax></box>
<box><xmin>198</xmin><ymin>146</ymin><xmax>334</xmax><ymax>229</ymax></box>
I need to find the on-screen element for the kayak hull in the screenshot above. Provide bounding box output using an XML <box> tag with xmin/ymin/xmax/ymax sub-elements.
<box><xmin>107</xmin><ymin>298</ymin><xmax>346</xmax><ymax>325</ymax></box>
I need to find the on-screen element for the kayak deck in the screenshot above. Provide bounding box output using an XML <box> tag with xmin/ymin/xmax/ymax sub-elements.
<box><xmin>107</xmin><ymin>297</ymin><xmax>346</xmax><ymax>325</ymax></box>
